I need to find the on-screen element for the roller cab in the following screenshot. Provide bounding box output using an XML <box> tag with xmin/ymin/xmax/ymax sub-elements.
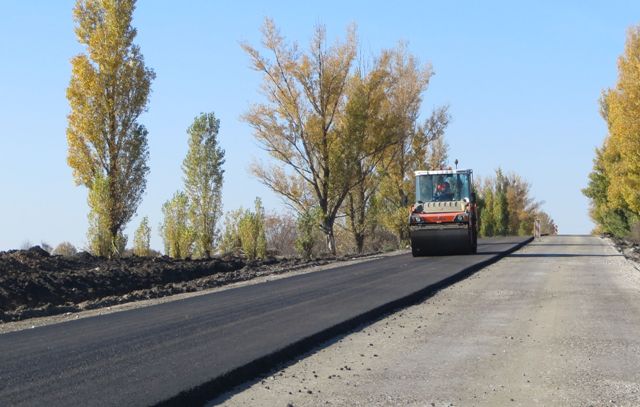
<box><xmin>409</xmin><ymin>169</ymin><xmax>478</xmax><ymax>256</ymax></box>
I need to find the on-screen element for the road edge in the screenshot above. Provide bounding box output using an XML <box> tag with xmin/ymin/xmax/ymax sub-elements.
<box><xmin>156</xmin><ymin>237</ymin><xmax>534</xmax><ymax>407</ymax></box>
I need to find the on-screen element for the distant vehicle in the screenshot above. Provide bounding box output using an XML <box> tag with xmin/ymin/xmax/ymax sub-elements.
<box><xmin>409</xmin><ymin>169</ymin><xmax>478</xmax><ymax>256</ymax></box>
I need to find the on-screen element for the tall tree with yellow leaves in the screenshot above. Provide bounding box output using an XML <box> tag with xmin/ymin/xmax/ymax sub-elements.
<box><xmin>242</xmin><ymin>19</ymin><xmax>359</xmax><ymax>255</ymax></box>
<box><xmin>375</xmin><ymin>45</ymin><xmax>450</xmax><ymax>243</ymax></box>
<box><xmin>585</xmin><ymin>25</ymin><xmax>640</xmax><ymax>237</ymax></box>
<box><xmin>601</xmin><ymin>27</ymin><xmax>640</xmax><ymax>214</ymax></box>
<box><xmin>133</xmin><ymin>216</ymin><xmax>151</xmax><ymax>256</ymax></box>
<box><xmin>66</xmin><ymin>0</ymin><xmax>155</xmax><ymax>257</ymax></box>
<box><xmin>183</xmin><ymin>113</ymin><xmax>225</xmax><ymax>258</ymax></box>
<box><xmin>343</xmin><ymin>55</ymin><xmax>397</xmax><ymax>253</ymax></box>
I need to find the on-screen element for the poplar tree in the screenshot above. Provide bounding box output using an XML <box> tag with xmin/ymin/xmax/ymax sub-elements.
<box><xmin>183</xmin><ymin>113</ymin><xmax>225</xmax><ymax>258</ymax></box>
<box><xmin>86</xmin><ymin>175</ymin><xmax>118</xmax><ymax>255</ymax></box>
<box><xmin>238</xmin><ymin>198</ymin><xmax>267</xmax><ymax>260</ymax></box>
<box><xmin>584</xmin><ymin>25</ymin><xmax>640</xmax><ymax>236</ymax></box>
<box><xmin>479</xmin><ymin>181</ymin><xmax>495</xmax><ymax>237</ymax></box>
<box><xmin>295</xmin><ymin>209</ymin><xmax>317</xmax><ymax>259</ymax></box>
<box><xmin>583</xmin><ymin>146</ymin><xmax>634</xmax><ymax>236</ymax></box>
<box><xmin>66</xmin><ymin>0</ymin><xmax>155</xmax><ymax>257</ymax></box>
<box><xmin>601</xmin><ymin>26</ymin><xmax>640</xmax><ymax>214</ymax></box>
<box><xmin>133</xmin><ymin>216</ymin><xmax>151</xmax><ymax>256</ymax></box>
<box><xmin>160</xmin><ymin>192</ymin><xmax>192</xmax><ymax>259</ymax></box>
<box><xmin>493</xmin><ymin>170</ymin><xmax>509</xmax><ymax>236</ymax></box>
<box><xmin>219</xmin><ymin>208</ymin><xmax>246</xmax><ymax>254</ymax></box>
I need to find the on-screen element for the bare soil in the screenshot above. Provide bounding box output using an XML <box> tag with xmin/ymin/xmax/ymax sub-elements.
<box><xmin>0</xmin><ymin>246</ymin><xmax>381</xmax><ymax>323</ymax></box>
<box><xmin>610</xmin><ymin>235</ymin><xmax>640</xmax><ymax>264</ymax></box>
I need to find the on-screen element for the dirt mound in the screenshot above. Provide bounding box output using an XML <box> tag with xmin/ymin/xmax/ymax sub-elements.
<box><xmin>0</xmin><ymin>246</ymin><xmax>370</xmax><ymax>322</ymax></box>
<box><xmin>610</xmin><ymin>236</ymin><xmax>640</xmax><ymax>263</ymax></box>
<box><xmin>0</xmin><ymin>247</ymin><xmax>251</xmax><ymax>322</ymax></box>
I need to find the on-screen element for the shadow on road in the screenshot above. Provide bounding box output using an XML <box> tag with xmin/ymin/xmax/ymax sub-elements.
<box><xmin>508</xmin><ymin>253</ymin><xmax>622</xmax><ymax>258</ymax></box>
<box><xmin>528</xmin><ymin>243</ymin><xmax>608</xmax><ymax>247</ymax></box>
<box><xmin>480</xmin><ymin>241</ymin><xmax>525</xmax><ymax>246</ymax></box>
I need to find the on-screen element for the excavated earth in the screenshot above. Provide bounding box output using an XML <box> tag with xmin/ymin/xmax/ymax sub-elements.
<box><xmin>0</xmin><ymin>246</ymin><xmax>372</xmax><ymax>323</ymax></box>
<box><xmin>611</xmin><ymin>235</ymin><xmax>640</xmax><ymax>264</ymax></box>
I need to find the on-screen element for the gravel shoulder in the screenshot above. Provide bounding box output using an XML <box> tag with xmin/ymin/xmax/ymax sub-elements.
<box><xmin>213</xmin><ymin>235</ymin><xmax>640</xmax><ymax>406</ymax></box>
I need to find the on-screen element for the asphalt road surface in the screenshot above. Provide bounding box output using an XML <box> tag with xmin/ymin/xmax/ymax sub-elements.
<box><xmin>217</xmin><ymin>235</ymin><xmax>640</xmax><ymax>406</ymax></box>
<box><xmin>0</xmin><ymin>237</ymin><xmax>529</xmax><ymax>406</ymax></box>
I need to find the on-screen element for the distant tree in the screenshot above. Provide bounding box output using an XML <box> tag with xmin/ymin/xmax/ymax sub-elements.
<box><xmin>504</xmin><ymin>173</ymin><xmax>539</xmax><ymax>236</ymax></box>
<box><xmin>264</xmin><ymin>212</ymin><xmax>298</xmax><ymax>257</ymax></box>
<box><xmin>219</xmin><ymin>201</ymin><xmax>268</xmax><ymax>260</ymax></box>
<box><xmin>183</xmin><ymin>113</ymin><xmax>225</xmax><ymax>258</ymax></box>
<box><xmin>238</xmin><ymin>198</ymin><xmax>267</xmax><ymax>261</ymax></box>
<box><xmin>53</xmin><ymin>242</ymin><xmax>78</xmax><ymax>256</ymax></box>
<box><xmin>66</xmin><ymin>0</ymin><xmax>155</xmax><ymax>258</ymax></box>
<box><xmin>536</xmin><ymin>211</ymin><xmax>558</xmax><ymax>236</ymax></box>
<box><xmin>479</xmin><ymin>180</ymin><xmax>495</xmax><ymax>237</ymax></box>
<box><xmin>160</xmin><ymin>192</ymin><xmax>192</xmax><ymax>259</ymax></box>
<box><xmin>133</xmin><ymin>216</ymin><xmax>151</xmax><ymax>256</ymax></box>
<box><xmin>492</xmin><ymin>169</ymin><xmax>509</xmax><ymax>236</ymax></box>
<box><xmin>295</xmin><ymin>208</ymin><xmax>318</xmax><ymax>260</ymax></box>
<box><xmin>20</xmin><ymin>240</ymin><xmax>32</xmax><ymax>250</ymax></box>
<box><xmin>478</xmin><ymin>170</ymin><xmax>552</xmax><ymax>237</ymax></box>
<box><xmin>219</xmin><ymin>208</ymin><xmax>246</xmax><ymax>255</ymax></box>
<box><xmin>40</xmin><ymin>241</ymin><xmax>53</xmax><ymax>253</ymax></box>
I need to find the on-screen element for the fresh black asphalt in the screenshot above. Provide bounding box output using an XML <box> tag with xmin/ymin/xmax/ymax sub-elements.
<box><xmin>0</xmin><ymin>236</ymin><xmax>531</xmax><ymax>406</ymax></box>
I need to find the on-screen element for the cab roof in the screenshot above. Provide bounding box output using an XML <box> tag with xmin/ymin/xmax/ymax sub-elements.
<box><xmin>414</xmin><ymin>169</ymin><xmax>473</xmax><ymax>176</ymax></box>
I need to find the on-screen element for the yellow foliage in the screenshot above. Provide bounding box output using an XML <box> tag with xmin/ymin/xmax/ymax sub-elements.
<box><xmin>66</xmin><ymin>0</ymin><xmax>154</xmax><ymax>257</ymax></box>
<box><xmin>601</xmin><ymin>26</ymin><xmax>640</xmax><ymax>214</ymax></box>
<box><xmin>241</xmin><ymin>18</ymin><xmax>357</xmax><ymax>254</ymax></box>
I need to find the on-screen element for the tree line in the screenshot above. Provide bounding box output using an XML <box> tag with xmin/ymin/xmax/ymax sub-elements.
<box><xmin>584</xmin><ymin>25</ymin><xmax>640</xmax><ymax>240</ymax></box>
<box><xmin>241</xmin><ymin>19</ymin><xmax>451</xmax><ymax>255</ymax></box>
<box><xmin>476</xmin><ymin>170</ymin><xmax>557</xmax><ymax>237</ymax></box>
<box><xmin>63</xmin><ymin>0</ymin><xmax>555</xmax><ymax>260</ymax></box>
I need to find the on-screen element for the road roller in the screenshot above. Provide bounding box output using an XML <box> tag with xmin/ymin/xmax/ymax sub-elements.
<box><xmin>409</xmin><ymin>169</ymin><xmax>478</xmax><ymax>256</ymax></box>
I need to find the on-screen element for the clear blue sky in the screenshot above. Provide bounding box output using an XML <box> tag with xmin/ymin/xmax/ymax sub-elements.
<box><xmin>1</xmin><ymin>1</ymin><xmax>638</xmax><ymax>251</ymax></box>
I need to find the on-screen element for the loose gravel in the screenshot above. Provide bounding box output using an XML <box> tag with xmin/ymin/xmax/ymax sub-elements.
<box><xmin>212</xmin><ymin>236</ymin><xmax>640</xmax><ymax>406</ymax></box>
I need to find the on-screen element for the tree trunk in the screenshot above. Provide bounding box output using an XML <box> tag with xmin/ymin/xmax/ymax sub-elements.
<box><xmin>108</xmin><ymin>192</ymin><xmax>120</xmax><ymax>259</ymax></box>
<box><xmin>109</xmin><ymin>225</ymin><xmax>120</xmax><ymax>259</ymax></box>
<box><xmin>321</xmin><ymin>217</ymin><xmax>337</xmax><ymax>256</ymax></box>
<box><xmin>398</xmin><ymin>190</ymin><xmax>410</xmax><ymax>244</ymax></box>
<box><xmin>355</xmin><ymin>233</ymin><xmax>365</xmax><ymax>254</ymax></box>
<box><xmin>346</xmin><ymin>181</ymin><xmax>368</xmax><ymax>255</ymax></box>
<box><xmin>325</xmin><ymin>229</ymin><xmax>336</xmax><ymax>256</ymax></box>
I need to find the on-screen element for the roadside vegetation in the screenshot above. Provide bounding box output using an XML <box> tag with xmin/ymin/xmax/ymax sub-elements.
<box><xmin>159</xmin><ymin>113</ymin><xmax>225</xmax><ymax>259</ymax></box>
<box><xmin>56</xmin><ymin>0</ymin><xmax>555</xmax><ymax>262</ymax></box>
<box><xmin>66</xmin><ymin>0</ymin><xmax>155</xmax><ymax>258</ymax></box>
<box><xmin>0</xmin><ymin>1</ymin><xmax>563</xmax><ymax>324</ymax></box>
<box><xmin>584</xmin><ymin>25</ymin><xmax>640</xmax><ymax>241</ymax></box>
<box><xmin>476</xmin><ymin>170</ymin><xmax>557</xmax><ymax>237</ymax></box>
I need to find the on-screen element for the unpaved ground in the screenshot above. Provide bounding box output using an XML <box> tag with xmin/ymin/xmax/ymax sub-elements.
<box><xmin>0</xmin><ymin>248</ymin><xmax>405</xmax><ymax>333</ymax></box>
<box><xmin>214</xmin><ymin>235</ymin><xmax>640</xmax><ymax>406</ymax></box>
<box><xmin>611</xmin><ymin>235</ymin><xmax>640</xmax><ymax>264</ymax></box>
